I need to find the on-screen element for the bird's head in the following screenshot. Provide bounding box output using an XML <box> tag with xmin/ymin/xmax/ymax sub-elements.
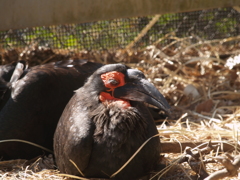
<box><xmin>85</xmin><ymin>64</ymin><xmax>171</xmax><ymax>114</ymax></box>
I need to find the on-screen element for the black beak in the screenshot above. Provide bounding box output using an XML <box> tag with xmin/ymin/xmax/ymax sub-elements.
<box><xmin>113</xmin><ymin>69</ymin><xmax>171</xmax><ymax>114</ymax></box>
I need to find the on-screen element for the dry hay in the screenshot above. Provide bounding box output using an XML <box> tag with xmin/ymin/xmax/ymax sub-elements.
<box><xmin>0</xmin><ymin>155</ymin><xmax>63</xmax><ymax>179</ymax></box>
<box><xmin>0</xmin><ymin>35</ymin><xmax>240</xmax><ymax>179</ymax></box>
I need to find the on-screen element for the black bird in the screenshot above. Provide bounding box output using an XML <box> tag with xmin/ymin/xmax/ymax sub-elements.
<box><xmin>0</xmin><ymin>59</ymin><xmax>102</xmax><ymax>160</ymax></box>
<box><xmin>54</xmin><ymin>64</ymin><xmax>171</xmax><ymax>179</ymax></box>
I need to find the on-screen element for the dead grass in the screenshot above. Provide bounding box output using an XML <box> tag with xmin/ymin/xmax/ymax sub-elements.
<box><xmin>0</xmin><ymin>35</ymin><xmax>240</xmax><ymax>179</ymax></box>
<box><xmin>137</xmin><ymin>35</ymin><xmax>240</xmax><ymax>179</ymax></box>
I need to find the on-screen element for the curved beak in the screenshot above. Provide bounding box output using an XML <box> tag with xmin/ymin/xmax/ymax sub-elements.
<box><xmin>113</xmin><ymin>70</ymin><xmax>171</xmax><ymax>114</ymax></box>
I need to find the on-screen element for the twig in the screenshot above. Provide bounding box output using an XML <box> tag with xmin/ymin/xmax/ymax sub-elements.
<box><xmin>110</xmin><ymin>134</ymin><xmax>160</xmax><ymax>178</ymax></box>
<box><xmin>205</xmin><ymin>154</ymin><xmax>240</xmax><ymax>180</ymax></box>
<box><xmin>0</xmin><ymin>139</ymin><xmax>53</xmax><ymax>153</ymax></box>
<box><xmin>188</xmin><ymin>111</ymin><xmax>221</xmax><ymax>123</ymax></box>
<box><xmin>125</xmin><ymin>15</ymin><xmax>161</xmax><ymax>50</ymax></box>
<box><xmin>178</xmin><ymin>141</ymin><xmax>219</xmax><ymax>180</ymax></box>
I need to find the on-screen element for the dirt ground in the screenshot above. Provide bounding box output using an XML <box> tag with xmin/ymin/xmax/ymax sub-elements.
<box><xmin>0</xmin><ymin>35</ymin><xmax>240</xmax><ymax>179</ymax></box>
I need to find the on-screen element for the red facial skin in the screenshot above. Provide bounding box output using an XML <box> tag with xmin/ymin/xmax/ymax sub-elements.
<box><xmin>99</xmin><ymin>71</ymin><xmax>130</xmax><ymax>109</ymax></box>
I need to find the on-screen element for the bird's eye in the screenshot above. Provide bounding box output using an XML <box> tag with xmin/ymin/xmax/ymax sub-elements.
<box><xmin>101</xmin><ymin>71</ymin><xmax>125</xmax><ymax>89</ymax></box>
<box><xmin>108</xmin><ymin>79</ymin><xmax>119</xmax><ymax>86</ymax></box>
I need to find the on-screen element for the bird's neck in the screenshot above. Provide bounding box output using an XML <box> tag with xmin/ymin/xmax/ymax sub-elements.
<box><xmin>91</xmin><ymin>104</ymin><xmax>148</xmax><ymax>150</ymax></box>
<box><xmin>99</xmin><ymin>92</ymin><xmax>130</xmax><ymax>109</ymax></box>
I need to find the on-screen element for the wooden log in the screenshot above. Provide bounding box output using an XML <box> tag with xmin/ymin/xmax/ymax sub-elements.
<box><xmin>161</xmin><ymin>141</ymin><xmax>239</xmax><ymax>153</ymax></box>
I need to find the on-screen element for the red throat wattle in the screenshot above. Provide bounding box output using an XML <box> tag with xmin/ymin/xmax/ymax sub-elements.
<box><xmin>99</xmin><ymin>71</ymin><xmax>130</xmax><ymax>109</ymax></box>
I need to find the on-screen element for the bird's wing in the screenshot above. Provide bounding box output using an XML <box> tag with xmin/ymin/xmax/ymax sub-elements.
<box><xmin>54</xmin><ymin>93</ymin><xmax>95</xmax><ymax>175</ymax></box>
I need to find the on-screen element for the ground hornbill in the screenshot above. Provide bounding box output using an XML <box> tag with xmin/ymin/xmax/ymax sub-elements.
<box><xmin>54</xmin><ymin>64</ymin><xmax>171</xmax><ymax>180</ymax></box>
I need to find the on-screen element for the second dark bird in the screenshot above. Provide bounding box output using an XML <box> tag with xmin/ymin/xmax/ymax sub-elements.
<box><xmin>0</xmin><ymin>59</ymin><xmax>102</xmax><ymax>159</ymax></box>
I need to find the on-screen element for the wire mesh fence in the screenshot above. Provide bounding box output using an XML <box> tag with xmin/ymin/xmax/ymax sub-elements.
<box><xmin>0</xmin><ymin>7</ymin><xmax>239</xmax><ymax>51</ymax></box>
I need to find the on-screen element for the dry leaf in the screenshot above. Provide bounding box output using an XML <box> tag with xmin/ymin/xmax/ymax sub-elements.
<box><xmin>195</xmin><ymin>99</ymin><xmax>214</xmax><ymax>113</ymax></box>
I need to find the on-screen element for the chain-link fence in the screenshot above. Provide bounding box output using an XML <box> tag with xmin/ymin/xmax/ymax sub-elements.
<box><xmin>0</xmin><ymin>7</ymin><xmax>239</xmax><ymax>51</ymax></box>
